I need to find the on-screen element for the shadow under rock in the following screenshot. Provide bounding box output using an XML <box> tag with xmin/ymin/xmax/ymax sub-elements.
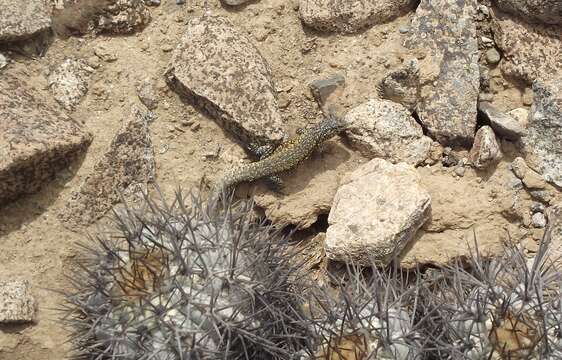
<box><xmin>0</xmin><ymin>152</ymin><xmax>88</xmax><ymax>238</ymax></box>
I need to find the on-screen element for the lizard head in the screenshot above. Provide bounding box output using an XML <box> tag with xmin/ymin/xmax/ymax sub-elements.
<box><xmin>312</xmin><ymin>113</ymin><xmax>348</xmax><ymax>143</ymax></box>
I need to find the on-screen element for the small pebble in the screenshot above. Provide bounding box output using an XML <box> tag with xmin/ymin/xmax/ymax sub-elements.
<box><xmin>485</xmin><ymin>48</ymin><xmax>501</xmax><ymax>65</ymax></box>
<box><xmin>399</xmin><ymin>26</ymin><xmax>410</xmax><ymax>34</ymax></box>
<box><xmin>191</xmin><ymin>122</ymin><xmax>201</xmax><ymax>131</ymax></box>
<box><xmin>531</xmin><ymin>212</ymin><xmax>546</xmax><ymax>228</ymax></box>
<box><xmin>176</xmin><ymin>0</ymin><xmax>185</xmax><ymax>4</ymax></box>
<box><xmin>509</xmin><ymin>178</ymin><xmax>524</xmax><ymax>190</ymax></box>
<box><xmin>530</xmin><ymin>203</ymin><xmax>545</xmax><ymax>214</ymax></box>
<box><xmin>454</xmin><ymin>166</ymin><xmax>465</xmax><ymax>177</ymax></box>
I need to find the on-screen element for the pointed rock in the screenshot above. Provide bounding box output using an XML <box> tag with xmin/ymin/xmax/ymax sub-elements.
<box><xmin>469</xmin><ymin>126</ymin><xmax>502</xmax><ymax>169</ymax></box>
<box><xmin>60</xmin><ymin>105</ymin><xmax>155</xmax><ymax>227</ymax></box>
<box><xmin>165</xmin><ymin>15</ymin><xmax>284</xmax><ymax>146</ymax></box>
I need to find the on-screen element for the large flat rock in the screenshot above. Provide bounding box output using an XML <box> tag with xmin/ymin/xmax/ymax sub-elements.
<box><xmin>0</xmin><ymin>0</ymin><xmax>51</xmax><ymax>42</ymax></box>
<box><xmin>492</xmin><ymin>11</ymin><xmax>562</xmax><ymax>84</ymax></box>
<box><xmin>0</xmin><ymin>73</ymin><xmax>92</xmax><ymax>205</ymax></box>
<box><xmin>298</xmin><ymin>0</ymin><xmax>415</xmax><ymax>33</ymax></box>
<box><xmin>325</xmin><ymin>159</ymin><xmax>431</xmax><ymax>266</ymax></box>
<box><xmin>165</xmin><ymin>15</ymin><xmax>284</xmax><ymax>146</ymax></box>
<box><xmin>404</xmin><ymin>0</ymin><xmax>479</xmax><ymax>146</ymax></box>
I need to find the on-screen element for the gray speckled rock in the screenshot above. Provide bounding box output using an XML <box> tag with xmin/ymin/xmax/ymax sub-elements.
<box><xmin>59</xmin><ymin>104</ymin><xmax>154</xmax><ymax>227</ymax></box>
<box><xmin>521</xmin><ymin>76</ymin><xmax>562</xmax><ymax>187</ymax></box>
<box><xmin>299</xmin><ymin>0</ymin><xmax>416</xmax><ymax>33</ymax></box>
<box><xmin>48</xmin><ymin>58</ymin><xmax>94</xmax><ymax>111</ymax></box>
<box><xmin>469</xmin><ymin>126</ymin><xmax>502</xmax><ymax>169</ymax></box>
<box><xmin>344</xmin><ymin>99</ymin><xmax>432</xmax><ymax>165</ymax></box>
<box><xmin>404</xmin><ymin>0</ymin><xmax>479</xmax><ymax>146</ymax></box>
<box><xmin>496</xmin><ymin>0</ymin><xmax>562</xmax><ymax>25</ymax></box>
<box><xmin>478</xmin><ymin>102</ymin><xmax>526</xmax><ymax>140</ymax></box>
<box><xmin>492</xmin><ymin>11</ymin><xmax>562</xmax><ymax>84</ymax></box>
<box><xmin>0</xmin><ymin>73</ymin><xmax>92</xmax><ymax>205</ymax></box>
<box><xmin>0</xmin><ymin>0</ymin><xmax>51</xmax><ymax>42</ymax></box>
<box><xmin>165</xmin><ymin>15</ymin><xmax>284</xmax><ymax>146</ymax></box>
<box><xmin>325</xmin><ymin>159</ymin><xmax>431</xmax><ymax>266</ymax></box>
<box><xmin>0</xmin><ymin>280</ymin><xmax>35</xmax><ymax>323</ymax></box>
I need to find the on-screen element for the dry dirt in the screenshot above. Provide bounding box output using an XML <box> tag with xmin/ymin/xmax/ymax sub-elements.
<box><xmin>0</xmin><ymin>0</ymin><xmax>551</xmax><ymax>359</ymax></box>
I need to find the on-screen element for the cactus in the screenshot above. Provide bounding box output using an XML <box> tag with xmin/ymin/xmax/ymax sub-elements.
<box><xmin>302</xmin><ymin>263</ymin><xmax>430</xmax><ymax>360</ymax></box>
<box><xmin>430</xmin><ymin>234</ymin><xmax>562</xmax><ymax>359</ymax></box>
<box><xmin>61</xmin><ymin>189</ymin><xmax>311</xmax><ymax>359</ymax></box>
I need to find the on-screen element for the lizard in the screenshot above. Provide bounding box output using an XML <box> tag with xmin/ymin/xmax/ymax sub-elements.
<box><xmin>210</xmin><ymin>113</ymin><xmax>348</xmax><ymax>199</ymax></box>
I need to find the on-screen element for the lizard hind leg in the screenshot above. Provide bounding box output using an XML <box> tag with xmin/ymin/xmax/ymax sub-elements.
<box><xmin>248</xmin><ymin>143</ymin><xmax>276</xmax><ymax>160</ymax></box>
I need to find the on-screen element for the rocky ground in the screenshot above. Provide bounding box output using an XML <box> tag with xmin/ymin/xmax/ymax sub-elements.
<box><xmin>0</xmin><ymin>0</ymin><xmax>561</xmax><ymax>359</ymax></box>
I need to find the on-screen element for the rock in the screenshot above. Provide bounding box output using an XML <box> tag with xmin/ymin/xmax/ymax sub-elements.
<box><xmin>377</xmin><ymin>58</ymin><xmax>420</xmax><ymax>112</ymax></box>
<box><xmin>53</xmin><ymin>0</ymin><xmax>150</xmax><ymax>35</ymax></box>
<box><xmin>521</xmin><ymin>77</ymin><xmax>562</xmax><ymax>187</ymax></box>
<box><xmin>0</xmin><ymin>0</ymin><xmax>51</xmax><ymax>42</ymax></box>
<box><xmin>0</xmin><ymin>73</ymin><xmax>92</xmax><ymax>204</ymax></box>
<box><xmin>508</xmin><ymin>107</ymin><xmax>529</xmax><ymax>129</ymax></box>
<box><xmin>136</xmin><ymin>78</ymin><xmax>158</xmax><ymax>110</ymax></box>
<box><xmin>144</xmin><ymin>0</ymin><xmax>160</xmax><ymax>5</ymax></box>
<box><xmin>532</xmin><ymin>212</ymin><xmax>547</xmax><ymax>228</ymax></box>
<box><xmin>309</xmin><ymin>74</ymin><xmax>345</xmax><ymax>105</ymax></box>
<box><xmin>469</xmin><ymin>126</ymin><xmax>502</xmax><ymax>169</ymax></box>
<box><xmin>93</xmin><ymin>43</ymin><xmax>118</xmax><ymax>62</ymax></box>
<box><xmin>404</xmin><ymin>0</ymin><xmax>479</xmax><ymax>146</ymax></box>
<box><xmin>485</xmin><ymin>48</ymin><xmax>501</xmax><ymax>65</ymax></box>
<box><xmin>530</xmin><ymin>202</ymin><xmax>545</xmax><ymax>213</ymax></box>
<box><xmin>492</xmin><ymin>11</ymin><xmax>562</xmax><ymax>84</ymax></box>
<box><xmin>344</xmin><ymin>99</ymin><xmax>432</xmax><ymax>165</ymax></box>
<box><xmin>510</xmin><ymin>157</ymin><xmax>528</xmax><ymax>180</ymax></box>
<box><xmin>48</xmin><ymin>58</ymin><xmax>94</xmax><ymax>111</ymax></box>
<box><xmin>442</xmin><ymin>147</ymin><xmax>459</xmax><ymax>167</ymax></box>
<box><xmin>478</xmin><ymin>102</ymin><xmax>526</xmax><ymax>140</ymax></box>
<box><xmin>165</xmin><ymin>15</ymin><xmax>284</xmax><ymax>146</ymax></box>
<box><xmin>454</xmin><ymin>165</ymin><xmax>466</xmax><ymax>177</ymax></box>
<box><xmin>325</xmin><ymin>159</ymin><xmax>431</xmax><ymax>266</ymax></box>
<box><xmin>0</xmin><ymin>53</ymin><xmax>7</xmax><ymax>69</ymax></box>
<box><xmin>0</xmin><ymin>280</ymin><xmax>35</xmax><ymax>323</ymax></box>
<box><xmin>495</xmin><ymin>0</ymin><xmax>562</xmax><ymax>25</ymax></box>
<box><xmin>298</xmin><ymin>0</ymin><xmax>415</xmax><ymax>33</ymax></box>
<box><xmin>60</xmin><ymin>105</ymin><xmax>155</xmax><ymax>227</ymax></box>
